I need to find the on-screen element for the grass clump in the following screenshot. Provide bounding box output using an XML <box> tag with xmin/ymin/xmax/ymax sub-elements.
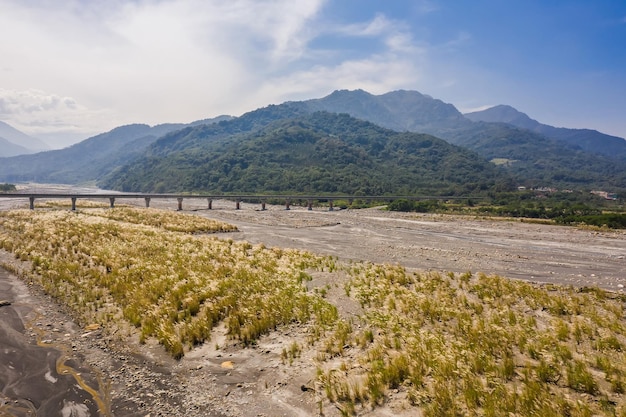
<box><xmin>0</xmin><ymin>207</ymin><xmax>334</xmax><ymax>357</ymax></box>
<box><xmin>314</xmin><ymin>265</ymin><xmax>626</xmax><ymax>416</ymax></box>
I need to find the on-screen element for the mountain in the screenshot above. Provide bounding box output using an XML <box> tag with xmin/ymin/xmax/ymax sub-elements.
<box><xmin>300</xmin><ymin>89</ymin><xmax>470</xmax><ymax>134</ymax></box>
<box><xmin>0</xmin><ymin>121</ymin><xmax>50</xmax><ymax>154</ymax></box>
<box><xmin>294</xmin><ymin>90</ymin><xmax>626</xmax><ymax>191</ymax></box>
<box><xmin>101</xmin><ymin>111</ymin><xmax>508</xmax><ymax>195</ymax></box>
<box><xmin>2</xmin><ymin>89</ymin><xmax>625</xmax><ymax>193</ymax></box>
<box><xmin>0</xmin><ymin>136</ymin><xmax>32</xmax><ymax>157</ymax></box>
<box><xmin>0</xmin><ymin>119</ymin><xmax>227</xmax><ymax>184</ymax></box>
<box><xmin>464</xmin><ymin>105</ymin><xmax>626</xmax><ymax>160</ymax></box>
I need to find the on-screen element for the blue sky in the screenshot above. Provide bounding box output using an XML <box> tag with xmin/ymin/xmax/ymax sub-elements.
<box><xmin>1</xmin><ymin>0</ymin><xmax>625</xmax><ymax>147</ymax></box>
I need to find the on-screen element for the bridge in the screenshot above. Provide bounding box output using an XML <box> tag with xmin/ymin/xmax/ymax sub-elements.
<box><xmin>0</xmin><ymin>193</ymin><xmax>478</xmax><ymax>211</ymax></box>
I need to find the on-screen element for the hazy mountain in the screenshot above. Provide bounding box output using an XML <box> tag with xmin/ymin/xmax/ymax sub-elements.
<box><xmin>0</xmin><ymin>136</ymin><xmax>32</xmax><ymax>157</ymax></box>
<box><xmin>0</xmin><ymin>118</ymin><xmax>226</xmax><ymax>184</ymax></box>
<box><xmin>300</xmin><ymin>89</ymin><xmax>470</xmax><ymax>134</ymax></box>
<box><xmin>464</xmin><ymin>105</ymin><xmax>626</xmax><ymax>160</ymax></box>
<box><xmin>101</xmin><ymin>111</ymin><xmax>508</xmax><ymax>195</ymax></box>
<box><xmin>0</xmin><ymin>121</ymin><xmax>50</xmax><ymax>153</ymax></box>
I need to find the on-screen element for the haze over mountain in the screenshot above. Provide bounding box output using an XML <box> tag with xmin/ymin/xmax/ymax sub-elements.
<box><xmin>0</xmin><ymin>121</ymin><xmax>50</xmax><ymax>157</ymax></box>
<box><xmin>0</xmin><ymin>117</ymin><xmax>230</xmax><ymax>184</ymax></box>
<box><xmin>464</xmin><ymin>105</ymin><xmax>626</xmax><ymax>160</ymax></box>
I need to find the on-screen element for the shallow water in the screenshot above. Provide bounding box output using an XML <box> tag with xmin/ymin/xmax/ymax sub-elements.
<box><xmin>0</xmin><ymin>268</ymin><xmax>110</xmax><ymax>417</ymax></box>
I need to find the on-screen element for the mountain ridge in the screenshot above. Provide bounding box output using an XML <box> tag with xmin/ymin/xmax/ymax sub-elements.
<box><xmin>0</xmin><ymin>121</ymin><xmax>50</xmax><ymax>155</ymax></box>
<box><xmin>1</xmin><ymin>89</ymin><xmax>624</xmax><ymax>193</ymax></box>
<box><xmin>101</xmin><ymin>111</ymin><xmax>508</xmax><ymax>195</ymax></box>
<box><xmin>464</xmin><ymin>104</ymin><xmax>626</xmax><ymax>159</ymax></box>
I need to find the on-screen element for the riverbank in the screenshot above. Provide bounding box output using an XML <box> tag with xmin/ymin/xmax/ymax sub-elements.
<box><xmin>1</xmin><ymin>184</ymin><xmax>625</xmax><ymax>416</ymax></box>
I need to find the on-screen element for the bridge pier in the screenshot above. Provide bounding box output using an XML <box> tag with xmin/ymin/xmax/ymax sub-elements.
<box><xmin>307</xmin><ymin>200</ymin><xmax>313</xmax><ymax>211</ymax></box>
<box><xmin>109</xmin><ymin>197</ymin><xmax>115</xmax><ymax>208</ymax></box>
<box><xmin>328</xmin><ymin>200</ymin><xmax>334</xmax><ymax>211</ymax></box>
<box><xmin>29</xmin><ymin>196</ymin><xmax>35</xmax><ymax>210</ymax></box>
<box><xmin>261</xmin><ymin>201</ymin><xmax>266</xmax><ymax>211</ymax></box>
<box><xmin>285</xmin><ymin>199</ymin><xmax>290</xmax><ymax>210</ymax></box>
<box><xmin>177</xmin><ymin>197</ymin><xmax>183</xmax><ymax>211</ymax></box>
<box><xmin>71</xmin><ymin>197</ymin><xmax>77</xmax><ymax>211</ymax></box>
<box><xmin>145</xmin><ymin>197</ymin><xmax>151</xmax><ymax>208</ymax></box>
<box><xmin>207</xmin><ymin>199</ymin><xmax>212</xmax><ymax>210</ymax></box>
<box><xmin>236</xmin><ymin>200</ymin><xmax>240</xmax><ymax>210</ymax></box>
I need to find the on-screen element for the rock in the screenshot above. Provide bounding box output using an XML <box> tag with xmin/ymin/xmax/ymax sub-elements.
<box><xmin>0</xmin><ymin>300</ymin><xmax>11</xmax><ymax>307</ymax></box>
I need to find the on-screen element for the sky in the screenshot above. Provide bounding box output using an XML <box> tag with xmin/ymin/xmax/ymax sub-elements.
<box><xmin>1</xmin><ymin>0</ymin><xmax>625</xmax><ymax>147</ymax></box>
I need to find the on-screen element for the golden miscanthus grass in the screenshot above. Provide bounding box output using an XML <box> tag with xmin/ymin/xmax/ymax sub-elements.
<box><xmin>0</xmin><ymin>207</ymin><xmax>335</xmax><ymax>360</ymax></box>
<box><xmin>1</xmin><ymin>206</ymin><xmax>625</xmax><ymax>416</ymax></box>
<box><xmin>320</xmin><ymin>265</ymin><xmax>626</xmax><ymax>416</ymax></box>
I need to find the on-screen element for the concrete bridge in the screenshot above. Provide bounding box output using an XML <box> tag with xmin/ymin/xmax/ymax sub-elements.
<box><xmin>0</xmin><ymin>193</ymin><xmax>477</xmax><ymax>211</ymax></box>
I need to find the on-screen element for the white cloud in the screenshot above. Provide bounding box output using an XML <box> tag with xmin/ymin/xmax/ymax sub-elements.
<box><xmin>255</xmin><ymin>55</ymin><xmax>422</xmax><ymax>107</ymax></box>
<box><xmin>341</xmin><ymin>13</ymin><xmax>394</xmax><ymax>37</ymax></box>
<box><xmin>0</xmin><ymin>0</ymin><xmax>332</xmax><ymax>131</ymax></box>
<box><xmin>458</xmin><ymin>104</ymin><xmax>495</xmax><ymax>114</ymax></box>
<box><xmin>0</xmin><ymin>88</ymin><xmax>113</xmax><ymax>135</ymax></box>
<box><xmin>0</xmin><ymin>0</ymin><xmax>448</xmax><ymax>137</ymax></box>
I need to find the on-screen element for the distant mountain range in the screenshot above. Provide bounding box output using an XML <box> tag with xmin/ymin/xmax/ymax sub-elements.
<box><xmin>464</xmin><ymin>104</ymin><xmax>626</xmax><ymax>159</ymax></box>
<box><xmin>0</xmin><ymin>121</ymin><xmax>50</xmax><ymax>157</ymax></box>
<box><xmin>0</xmin><ymin>116</ymin><xmax>230</xmax><ymax>184</ymax></box>
<box><xmin>0</xmin><ymin>90</ymin><xmax>625</xmax><ymax>193</ymax></box>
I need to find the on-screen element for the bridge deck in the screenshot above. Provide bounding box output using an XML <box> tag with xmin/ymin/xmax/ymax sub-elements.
<box><xmin>0</xmin><ymin>193</ymin><xmax>479</xmax><ymax>211</ymax></box>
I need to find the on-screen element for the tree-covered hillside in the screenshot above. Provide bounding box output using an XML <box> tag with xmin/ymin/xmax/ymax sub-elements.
<box><xmin>101</xmin><ymin>112</ymin><xmax>509</xmax><ymax>195</ymax></box>
<box><xmin>300</xmin><ymin>90</ymin><xmax>626</xmax><ymax>191</ymax></box>
<box><xmin>465</xmin><ymin>104</ymin><xmax>626</xmax><ymax>160</ymax></box>
<box><xmin>1</xmin><ymin>89</ymin><xmax>623</xmax><ymax>194</ymax></box>
<box><xmin>0</xmin><ymin>117</ymin><xmax>229</xmax><ymax>184</ymax></box>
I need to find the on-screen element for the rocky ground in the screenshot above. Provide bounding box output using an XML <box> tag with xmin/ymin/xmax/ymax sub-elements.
<box><xmin>0</xmin><ymin>186</ymin><xmax>625</xmax><ymax>416</ymax></box>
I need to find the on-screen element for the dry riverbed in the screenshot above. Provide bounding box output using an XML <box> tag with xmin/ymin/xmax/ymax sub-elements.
<box><xmin>0</xmin><ymin>186</ymin><xmax>625</xmax><ymax>416</ymax></box>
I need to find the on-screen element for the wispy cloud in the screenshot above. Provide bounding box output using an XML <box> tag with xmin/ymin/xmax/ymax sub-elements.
<box><xmin>0</xmin><ymin>89</ymin><xmax>112</xmax><ymax>135</ymax></box>
<box><xmin>0</xmin><ymin>0</ymin><xmax>459</xmax><ymax>136</ymax></box>
<box><xmin>412</xmin><ymin>0</ymin><xmax>440</xmax><ymax>15</ymax></box>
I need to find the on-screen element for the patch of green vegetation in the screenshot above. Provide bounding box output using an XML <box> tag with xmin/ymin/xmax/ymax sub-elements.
<box><xmin>0</xmin><ymin>183</ymin><xmax>16</xmax><ymax>192</ymax></box>
<box><xmin>100</xmin><ymin>112</ymin><xmax>508</xmax><ymax>196</ymax></box>
<box><xmin>388</xmin><ymin>191</ymin><xmax>626</xmax><ymax>229</ymax></box>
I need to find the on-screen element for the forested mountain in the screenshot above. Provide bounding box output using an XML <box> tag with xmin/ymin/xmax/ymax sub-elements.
<box><xmin>295</xmin><ymin>90</ymin><xmax>626</xmax><ymax>191</ymax></box>
<box><xmin>1</xmin><ymin>89</ymin><xmax>624</xmax><ymax>193</ymax></box>
<box><xmin>101</xmin><ymin>112</ymin><xmax>507</xmax><ymax>195</ymax></box>
<box><xmin>0</xmin><ymin>121</ymin><xmax>49</xmax><ymax>156</ymax></box>
<box><xmin>0</xmin><ymin>124</ymin><xmax>187</xmax><ymax>183</ymax></box>
<box><xmin>464</xmin><ymin>104</ymin><xmax>626</xmax><ymax>160</ymax></box>
<box><xmin>0</xmin><ymin>117</ymin><xmax>229</xmax><ymax>184</ymax></box>
<box><xmin>300</xmin><ymin>89</ymin><xmax>470</xmax><ymax>134</ymax></box>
